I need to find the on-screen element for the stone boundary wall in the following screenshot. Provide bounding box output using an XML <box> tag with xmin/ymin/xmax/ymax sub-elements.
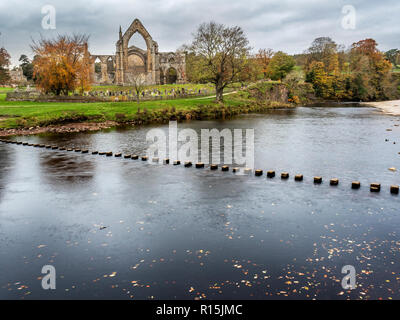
<box><xmin>5</xmin><ymin>91</ymin><xmax>218</xmax><ymax>103</ymax></box>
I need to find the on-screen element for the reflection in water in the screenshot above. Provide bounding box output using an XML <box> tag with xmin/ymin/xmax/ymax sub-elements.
<box><xmin>0</xmin><ymin>145</ymin><xmax>13</xmax><ymax>202</ymax></box>
<box><xmin>0</xmin><ymin>106</ymin><xmax>400</xmax><ymax>300</ymax></box>
<box><xmin>39</xmin><ymin>152</ymin><xmax>94</xmax><ymax>187</ymax></box>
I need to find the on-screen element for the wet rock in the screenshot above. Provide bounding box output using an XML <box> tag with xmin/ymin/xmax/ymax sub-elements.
<box><xmin>352</xmin><ymin>181</ymin><xmax>361</xmax><ymax>189</ymax></box>
<box><xmin>295</xmin><ymin>174</ymin><xmax>303</xmax><ymax>181</ymax></box>
<box><xmin>196</xmin><ymin>162</ymin><xmax>204</xmax><ymax>168</ymax></box>
<box><xmin>330</xmin><ymin>178</ymin><xmax>339</xmax><ymax>186</ymax></box>
<box><xmin>391</xmin><ymin>185</ymin><xmax>399</xmax><ymax>194</ymax></box>
<box><xmin>314</xmin><ymin>176</ymin><xmax>322</xmax><ymax>184</ymax></box>
<box><xmin>267</xmin><ymin>171</ymin><xmax>276</xmax><ymax>178</ymax></box>
<box><xmin>281</xmin><ymin>172</ymin><xmax>289</xmax><ymax>179</ymax></box>
<box><xmin>370</xmin><ymin>183</ymin><xmax>381</xmax><ymax>192</ymax></box>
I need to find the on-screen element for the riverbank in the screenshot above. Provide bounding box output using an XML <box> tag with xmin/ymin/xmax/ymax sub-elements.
<box><xmin>362</xmin><ymin>100</ymin><xmax>400</xmax><ymax>115</ymax></box>
<box><xmin>0</xmin><ymin>84</ymin><xmax>293</xmax><ymax>136</ymax></box>
<box><xmin>0</xmin><ymin>98</ymin><xmax>292</xmax><ymax>137</ymax></box>
<box><xmin>0</xmin><ymin>121</ymin><xmax>117</xmax><ymax>136</ymax></box>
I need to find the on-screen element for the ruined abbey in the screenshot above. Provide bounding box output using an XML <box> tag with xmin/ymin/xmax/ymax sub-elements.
<box><xmin>89</xmin><ymin>19</ymin><xmax>187</xmax><ymax>86</ymax></box>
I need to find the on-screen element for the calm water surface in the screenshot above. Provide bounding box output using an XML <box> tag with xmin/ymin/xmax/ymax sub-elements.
<box><xmin>0</xmin><ymin>105</ymin><xmax>399</xmax><ymax>300</ymax></box>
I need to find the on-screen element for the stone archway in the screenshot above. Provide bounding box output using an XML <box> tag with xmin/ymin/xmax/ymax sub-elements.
<box><xmin>90</xmin><ymin>55</ymin><xmax>114</xmax><ymax>84</ymax></box>
<box><xmin>122</xmin><ymin>19</ymin><xmax>153</xmax><ymax>73</ymax></box>
<box><xmin>166</xmin><ymin>67</ymin><xmax>177</xmax><ymax>84</ymax></box>
<box><xmin>92</xmin><ymin>18</ymin><xmax>187</xmax><ymax>85</ymax></box>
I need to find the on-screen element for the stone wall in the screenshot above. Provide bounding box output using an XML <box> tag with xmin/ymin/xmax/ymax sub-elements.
<box><xmin>9</xmin><ymin>68</ymin><xmax>28</xmax><ymax>85</ymax></box>
<box><xmin>5</xmin><ymin>87</ymin><xmax>214</xmax><ymax>103</ymax></box>
<box><xmin>6</xmin><ymin>91</ymin><xmax>100</xmax><ymax>102</ymax></box>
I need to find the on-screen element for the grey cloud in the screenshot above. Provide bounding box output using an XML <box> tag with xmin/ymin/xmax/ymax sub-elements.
<box><xmin>0</xmin><ymin>0</ymin><xmax>399</xmax><ymax>66</ymax></box>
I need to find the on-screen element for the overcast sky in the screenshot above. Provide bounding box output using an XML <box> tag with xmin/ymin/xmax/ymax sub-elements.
<box><xmin>0</xmin><ymin>0</ymin><xmax>399</xmax><ymax>66</ymax></box>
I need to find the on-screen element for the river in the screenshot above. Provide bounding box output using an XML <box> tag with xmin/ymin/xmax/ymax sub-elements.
<box><xmin>0</xmin><ymin>105</ymin><xmax>399</xmax><ymax>299</ymax></box>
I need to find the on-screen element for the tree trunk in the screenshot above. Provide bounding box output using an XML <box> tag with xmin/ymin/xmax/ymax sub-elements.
<box><xmin>216</xmin><ymin>85</ymin><xmax>224</xmax><ymax>102</ymax></box>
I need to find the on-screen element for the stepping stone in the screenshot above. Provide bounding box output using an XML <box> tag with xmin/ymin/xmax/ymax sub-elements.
<box><xmin>314</xmin><ymin>176</ymin><xmax>322</xmax><ymax>184</ymax></box>
<box><xmin>267</xmin><ymin>171</ymin><xmax>275</xmax><ymax>178</ymax></box>
<box><xmin>295</xmin><ymin>174</ymin><xmax>303</xmax><ymax>181</ymax></box>
<box><xmin>370</xmin><ymin>183</ymin><xmax>381</xmax><ymax>192</ymax></box>
<box><xmin>330</xmin><ymin>178</ymin><xmax>339</xmax><ymax>186</ymax></box>
<box><xmin>352</xmin><ymin>181</ymin><xmax>361</xmax><ymax>189</ymax></box>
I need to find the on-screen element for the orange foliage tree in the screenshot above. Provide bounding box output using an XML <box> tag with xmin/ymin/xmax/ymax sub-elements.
<box><xmin>32</xmin><ymin>34</ymin><xmax>91</xmax><ymax>95</ymax></box>
<box><xmin>255</xmin><ymin>48</ymin><xmax>274</xmax><ymax>78</ymax></box>
<box><xmin>0</xmin><ymin>47</ymin><xmax>11</xmax><ymax>85</ymax></box>
<box><xmin>350</xmin><ymin>39</ymin><xmax>393</xmax><ymax>100</ymax></box>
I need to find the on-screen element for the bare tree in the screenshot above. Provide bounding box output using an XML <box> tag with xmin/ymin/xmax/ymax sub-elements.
<box><xmin>127</xmin><ymin>72</ymin><xmax>146</xmax><ymax>104</ymax></box>
<box><xmin>188</xmin><ymin>22</ymin><xmax>250</xmax><ymax>102</ymax></box>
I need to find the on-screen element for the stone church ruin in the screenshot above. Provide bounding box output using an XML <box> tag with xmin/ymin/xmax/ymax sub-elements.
<box><xmin>89</xmin><ymin>19</ymin><xmax>187</xmax><ymax>86</ymax></box>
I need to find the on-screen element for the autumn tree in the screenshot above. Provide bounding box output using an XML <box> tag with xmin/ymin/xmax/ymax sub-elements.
<box><xmin>305</xmin><ymin>37</ymin><xmax>339</xmax><ymax>73</ymax></box>
<box><xmin>187</xmin><ymin>22</ymin><xmax>250</xmax><ymax>102</ymax></box>
<box><xmin>0</xmin><ymin>47</ymin><xmax>11</xmax><ymax>85</ymax></box>
<box><xmin>237</xmin><ymin>55</ymin><xmax>262</xmax><ymax>83</ymax></box>
<box><xmin>266</xmin><ymin>51</ymin><xmax>295</xmax><ymax>81</ymax></box>
<box><xmin>304</xmin><ymin>38</ymin><xmax>398</xmax><ymax>101</ymax></box>
<box><xmin>32</xmin><ymin>34</ymin><xmax>92</xmax><ymax>95</ymax></box>
<box><xmin>255</xmin><ymin>48</ymin><xmax>274</xmax><ymax>78</ymax></box>
<box><xmin>350</xmin><ymin>39</ymin><xmax>393</xmax><ymax>100</ymax></box>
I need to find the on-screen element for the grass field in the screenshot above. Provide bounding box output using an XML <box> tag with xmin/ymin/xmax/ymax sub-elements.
<box><xmin>0</xmin><ymin>87</ymin><xmax>250</xmax><ymax>129</ymax></box>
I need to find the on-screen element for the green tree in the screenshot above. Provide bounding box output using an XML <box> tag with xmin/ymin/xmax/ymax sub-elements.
<box><xmin>19</xmin><ymin>54</ymin><xmax>34</xmax><ymax>80</ymax></box>
<box><xmin>266</xmin><ymin>51</ymin><xmax>295</xmax><ymax>81</ymax></box>
<box><xmin>385</xmin><ymin>49</ymin><xmax>399</xmax><ymax>67</ymax></box>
